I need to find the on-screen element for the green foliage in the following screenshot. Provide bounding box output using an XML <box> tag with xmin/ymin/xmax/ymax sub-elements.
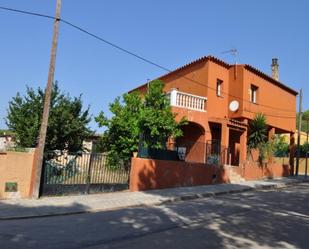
<box><xmin>247</xmin><ymin>113</ymin><xmax>277</xmax><ymax>164</ymax></box>
<box><xmin>96</xmin><ymin>80</ymin><xmax>186</xmax><ymax>169</ymax></box>
<box><xmin>297</xmin><ymin>109</ymin><xmax>309</xmax><ymax>132</ymax></box>
<box><xmin>273</xmin><ymin>135</ymin><xmax>289</xmax><ymax>157</ymax></box>
<box><xmin>6</xmin><ymin>146</ymin><xmax>28</xmax><ymax>152</ymax></box>
<box><xmin>95</xmin><ymin>92</ymin><xmax>143</xmax><ymax>169</ymax></box>
<box><xmin>258</xmin><ymin>138</ymin><xmax>276</xmax><ymax>163</ymax></box>
<box><xmin>0</xmin><ymin>129</ymin><xmax>15</xmax><ymax>136</ymax></box>
<box><xmin>140</xmin><ymin>80</ymin><xmax>187</xmax><ymax>149</ymax></box>
<box><xmin>303</xmin><ymin>110</ymin><xmax>309</xmax><ymax>121</ymax></box>
<box><xmin>6</xmin><ymin>83</ymin><xmax>92</xmax><ymax>153</ymax></box>
<box><xmin>248</xmin><ymin>113</ymin><xmax>267</xmax><ymax>150</ymax></box>
<box><xmin>299</xmin><ymin>142</ymin><xmax>309</xmax><ymax>157</ymax></box>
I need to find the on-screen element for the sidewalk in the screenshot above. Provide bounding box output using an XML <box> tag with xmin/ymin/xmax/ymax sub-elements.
<box><xmin>0</xmin><ymin>176</ymin><xmax>307</xmax><ymax>220</ymax></box>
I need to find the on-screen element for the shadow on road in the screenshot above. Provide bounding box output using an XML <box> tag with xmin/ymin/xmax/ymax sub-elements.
<box><xmin>0</xmin><ymin>183</ymin><xmax>308</xmax><ymax>249</ymax></box>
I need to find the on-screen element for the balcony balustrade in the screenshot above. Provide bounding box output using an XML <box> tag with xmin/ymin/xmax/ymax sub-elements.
<box><xmin>167</xmin><ymin>89</ymin><xmax>207</xmax><ymax>112</ymax></box>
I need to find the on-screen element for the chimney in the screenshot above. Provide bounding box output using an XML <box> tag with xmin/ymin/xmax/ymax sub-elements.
<box><xmin>271</xmin><ymin>58</ymin><xmax>279</xmax><ymax>81</ymax></box>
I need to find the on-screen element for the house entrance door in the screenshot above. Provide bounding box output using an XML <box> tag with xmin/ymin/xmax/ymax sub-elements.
<box><xmin>228</xmin><ymin>129</ymin><xmax>242</xmax><ymax>166</ymax></box>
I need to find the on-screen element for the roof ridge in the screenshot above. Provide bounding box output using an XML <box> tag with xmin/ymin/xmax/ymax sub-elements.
<box><xmin>158</xmin><ymin>55</ymin><xmax>231</xmax><ymax>80</ymax></box>
<box><xmin>129</xmin><ymin>55</ymin><xmax>298</xmax><ymax>96</ymax></box>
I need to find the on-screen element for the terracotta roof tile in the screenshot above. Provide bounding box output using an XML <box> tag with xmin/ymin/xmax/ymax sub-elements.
<box><xmin>243</xmin><ymin>64</ymin><xmax>298</xmax><ymax>95</ymax></box>
<box><xmin>129</xmin><ymin>55</ymin><xmax>298</xmax><ymax>96</ymax></box>
<box><xmin>158</xmin><ymin>55</ymin><xmax>231</xmax><ymax>80</ymax></box>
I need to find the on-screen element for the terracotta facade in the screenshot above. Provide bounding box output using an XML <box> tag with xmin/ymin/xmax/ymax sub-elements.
<box><xmin>131</xmin><ymin>56</ymin><xmax>297</xmax><ymax>166</ymax></box>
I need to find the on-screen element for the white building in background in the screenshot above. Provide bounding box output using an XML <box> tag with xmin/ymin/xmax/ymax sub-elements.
<box><xmin>0</xmin><ymin>134</ymin><xmax>15</xmax><ymax>151</ymax></box>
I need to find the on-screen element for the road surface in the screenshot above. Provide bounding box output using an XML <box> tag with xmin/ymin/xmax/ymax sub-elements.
<box><xmin>1</xmin><ymin>183</ymin><xmax>308</xmax><ymax>249</ymax></box>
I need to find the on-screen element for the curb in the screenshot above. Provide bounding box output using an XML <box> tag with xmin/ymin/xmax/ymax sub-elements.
<box><xmin>1</xmin><ymin>178</ymin><xmax>307</xmax><ymax>221</ymax></box>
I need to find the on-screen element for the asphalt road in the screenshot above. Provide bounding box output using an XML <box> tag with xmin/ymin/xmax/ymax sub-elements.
<box><xmin>1</xmin><ymin>183</ymin><xmax>308</xmax><ymax>249</ymax></box>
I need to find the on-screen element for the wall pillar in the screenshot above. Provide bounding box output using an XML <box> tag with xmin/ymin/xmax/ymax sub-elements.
<box><xmin>204</xmin><ymin>122</ymin><xmax>212</xmax><ymax>142</ymax></box>
<box><xmin>170</xmin><ymin>88</ymin><xmax>178</xmax><ymax>106</ymax></box>
<box><xmin>221</xmin><ymin>122</ymin><xmax>229</xmax><ymax>148</ymax></box>
<box><xmin>239</xmin><ymin>129</ymin><xmax>247</xmax><ymax>164</ymax></box>
<box><xmin>289</xmin><ymin>132</ymin><xmax>295</xmax><ymax>176</ymax></box>
<box><xmin>239</xmin><ymin>119</ymin><xmax>248</xmax><ymax>165</ymax></box>
<box><xmin>221</xmin><ymin>122</ymin><xmax>229</xmax><ymax>164</ymax></box>
<box><xmin>268</xmin><ymin>127</ymin><xmax>275</xmax><ymax>140</ymax></box>
<box><xmin>167</xmin><ymin>137</ymin><xmax>176</xmax><ymax>151</ymax></box>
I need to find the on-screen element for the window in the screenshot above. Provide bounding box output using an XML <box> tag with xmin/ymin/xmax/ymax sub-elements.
<box><xmin>216</xmin><ymin>79</ymin><xmax>223</xmax><ymax>96</ymax></box>
<box><xmin>250</xmin><ymin>85</ymin><xmax>258</xmax><ymax>103</ymax></box>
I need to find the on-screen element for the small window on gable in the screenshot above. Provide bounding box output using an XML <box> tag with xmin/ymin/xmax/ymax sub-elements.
<box><xmin>216</xmin><ymin>79</ymin><xmax>223</xmax><ymax>97</ymax></box>
<box><xmin>250</xmin><ymin>85</ymin><xmax>258</xmax><ymax>103</ymax></box>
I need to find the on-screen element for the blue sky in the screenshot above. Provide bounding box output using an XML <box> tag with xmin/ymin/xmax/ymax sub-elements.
<box><xmin>0</xmin><ymin>0</ymin><xmax>308</xmax><ymax>131</ymax></box>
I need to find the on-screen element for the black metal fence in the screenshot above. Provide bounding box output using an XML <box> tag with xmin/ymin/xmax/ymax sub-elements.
<box><xmin>205</xmin><ymin>140</ymin><xmax>230</xmax><ymax>166</ymax></box>
<box><xmin>41</xmin><ymin>152</ymin><xmax>129</xmax><ymax>196</ymax></box>
<box><xmin>138</xmin><ymin>138</ymin><xmax>230</xmax><ymax>166</ymax></box>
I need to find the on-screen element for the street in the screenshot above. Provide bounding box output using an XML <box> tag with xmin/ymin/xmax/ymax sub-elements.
<box><xmin>1</xmin><ymin>183</ymin><xmax>308</xmax><ymax>249</ymax></box>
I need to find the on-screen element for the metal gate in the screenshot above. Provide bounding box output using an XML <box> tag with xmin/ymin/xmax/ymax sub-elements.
<box><xmin>40</xmin><ymin>152</ymin><xmax>129</xmax><ymax>196</ymax></box>
<box><xmin>205</xmin><ymin>140</ymin><xmax>230</xmax><ymax>165</ymax></box>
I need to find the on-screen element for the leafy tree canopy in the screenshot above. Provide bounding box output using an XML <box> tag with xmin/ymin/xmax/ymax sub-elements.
<box><xmin>273</xmin><ymin>134</ymin><xmax>289</xmax><ymax>157</ymax></box>
<box><xmin>95</xmin><ymin>80</ymin><xmax>186</xmax><ymax>168</ymax></box>
<box><xmin>297</xmin><ymin>109</ymin><xmax>309</xmax><ymax>132</ymax></box>
<box><xmin>6</xmin><ymin>82</ymin><xmax>92</xmax><ymax>153</ymax></box>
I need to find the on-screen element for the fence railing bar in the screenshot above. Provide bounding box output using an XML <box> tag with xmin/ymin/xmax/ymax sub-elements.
<box><xmin>41</xmin><ymin>152</ymin><xmax>129</xmax><ymax>196</ymax></box>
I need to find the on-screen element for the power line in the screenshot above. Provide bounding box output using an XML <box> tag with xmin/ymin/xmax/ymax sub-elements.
<box><xmin>0</xmin><ymin>6</ymin><xmax>170</xmax><ymax>72</ymax></box>
<box><xmin>0</xmin><ymin>5</ymin><xmax>298</xmax><ymax>116</ymax></box>
<box><xmin>0</xmin><ymin>6</ymin><xmax>55</xmax><ymax>20</ymax></box>
<box><xmin>60</xmin><ymin>19</ymin><xmax>297</xmax><ymax>115</ymax></box>
<box><xmin>244</xmin><ymin>109</ymin><xmax>295</xmax><ymax>119</ymax></box>
<box><xmin>61</xmin><ymin>19</ymin><xmax>172</xmax><ymax>73</ymax></box>
<box><xmin>61</xmin><ymin>19</ymin><xmax>296</xmax><ymax>114</ymax></box>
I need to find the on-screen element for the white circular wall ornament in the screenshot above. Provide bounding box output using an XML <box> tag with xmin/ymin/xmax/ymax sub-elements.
<box><xmin>229</xmin><ymin>100</ymin><xmax>239</xmax><ymax>112</ymax></box>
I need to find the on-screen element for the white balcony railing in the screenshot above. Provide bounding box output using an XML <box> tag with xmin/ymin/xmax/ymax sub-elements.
<box><xmin>167</xmin><ymin>89</ymin><xmax>207</xmax><ymax>112</ymax></box>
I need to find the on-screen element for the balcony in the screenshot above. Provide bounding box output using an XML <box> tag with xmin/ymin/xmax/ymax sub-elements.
<box><xmin>167</xmin><ymin>89</ymin><xmax>207</xmax><ymax>112</ymax></box>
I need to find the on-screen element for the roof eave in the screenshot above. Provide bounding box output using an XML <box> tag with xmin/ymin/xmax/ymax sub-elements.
<box><xmin>129</xmin><ymin>55</ymin><xmax>231</xmax><ymax>93</ymax></box>
<box><xmin>243</xmin><ymin>64</ymin><xmax>298</xmax><ymax>96</ymax></box>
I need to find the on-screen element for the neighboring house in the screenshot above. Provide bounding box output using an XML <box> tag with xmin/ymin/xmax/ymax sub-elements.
<box><xmin>0</xmin><ymin>133</ymin><xmax>15</xmax><ymax>151</ymax></box>
<box><xmin>82</xmin><ymin>134</ymin><xmax>101</xmax><ymax>152</ymax></box>
<box><xmin>0</xmin><ymin>131</ymin><xmax>99</xmax><ymax>153</ymax></box>
<box><xmin>131</xmin><ymin>56</ymin><xmax>297</xmax><ymax>166</ymax></box>
<box><xmin>282</xmin><ymin>130</ymin><xmax>308</xmax><ymax>146</ymax></box>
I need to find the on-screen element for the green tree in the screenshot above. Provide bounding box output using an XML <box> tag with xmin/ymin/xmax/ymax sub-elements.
<box><xmin>248</xmin><ymin>113</ymin><xmax>271</xmax><ymax>163</ymax></box>
<box><xmin>0</xmin><ymin>129</ymin><xmax>15</xmax><ymax>136</ymax></box>
<box><xmin>296</xmin><ymin>109</ymin><xmax>309</xmax><ymax>132</ymax></box>
<box><xmin>139</xmin><ymin>80</ymin><xmax>185</xmax><ymax>149</ymax></box>
<box><xmin>95</xmin><ymin>92</ymin><xmax>143</xmax><ymax>168</ymax></box>
<box><xmin>273</xmin><ymin>134</ymin><xmax>289</xmax><ymax>157</ymax></box>
<box><xmin>248</xmin><ymin>113</ymin><xmax>267</xmax><ymax>149</ymax></box>
<box><xmin>300</xmin><ymin>142</ymin><xmax>309</xmax><ymax>157</ymax></box>
<box><xmin>6</xmin><ymin>83</ymin><xmax>92</xmax><ymax>153</ymax></box>
<box><xmin>96</xmin><ymin>80</ymin><xmax>186</xmax><ymax>169</ymax></box>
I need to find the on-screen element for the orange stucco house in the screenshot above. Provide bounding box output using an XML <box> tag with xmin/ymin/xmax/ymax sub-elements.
<box><xmin>131</xmin><ymin>56</ymin><xmax>297</xmax><ymax>167</ymax></box>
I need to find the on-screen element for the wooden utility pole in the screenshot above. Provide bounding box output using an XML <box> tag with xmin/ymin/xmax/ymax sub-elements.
<box><xmin>305</xmin><ymin>117</ymin><xmax>309</xmax><ymax>177</ymax></box>
<box><xmin>32</xmin><ymin>0</ymin><xmax>62</xmax><ymax>198</ymax></box>
<box><xmin>295</xmin><ymin>88</ymin><xmax>302</xmax><ymax>176</ymax></box>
